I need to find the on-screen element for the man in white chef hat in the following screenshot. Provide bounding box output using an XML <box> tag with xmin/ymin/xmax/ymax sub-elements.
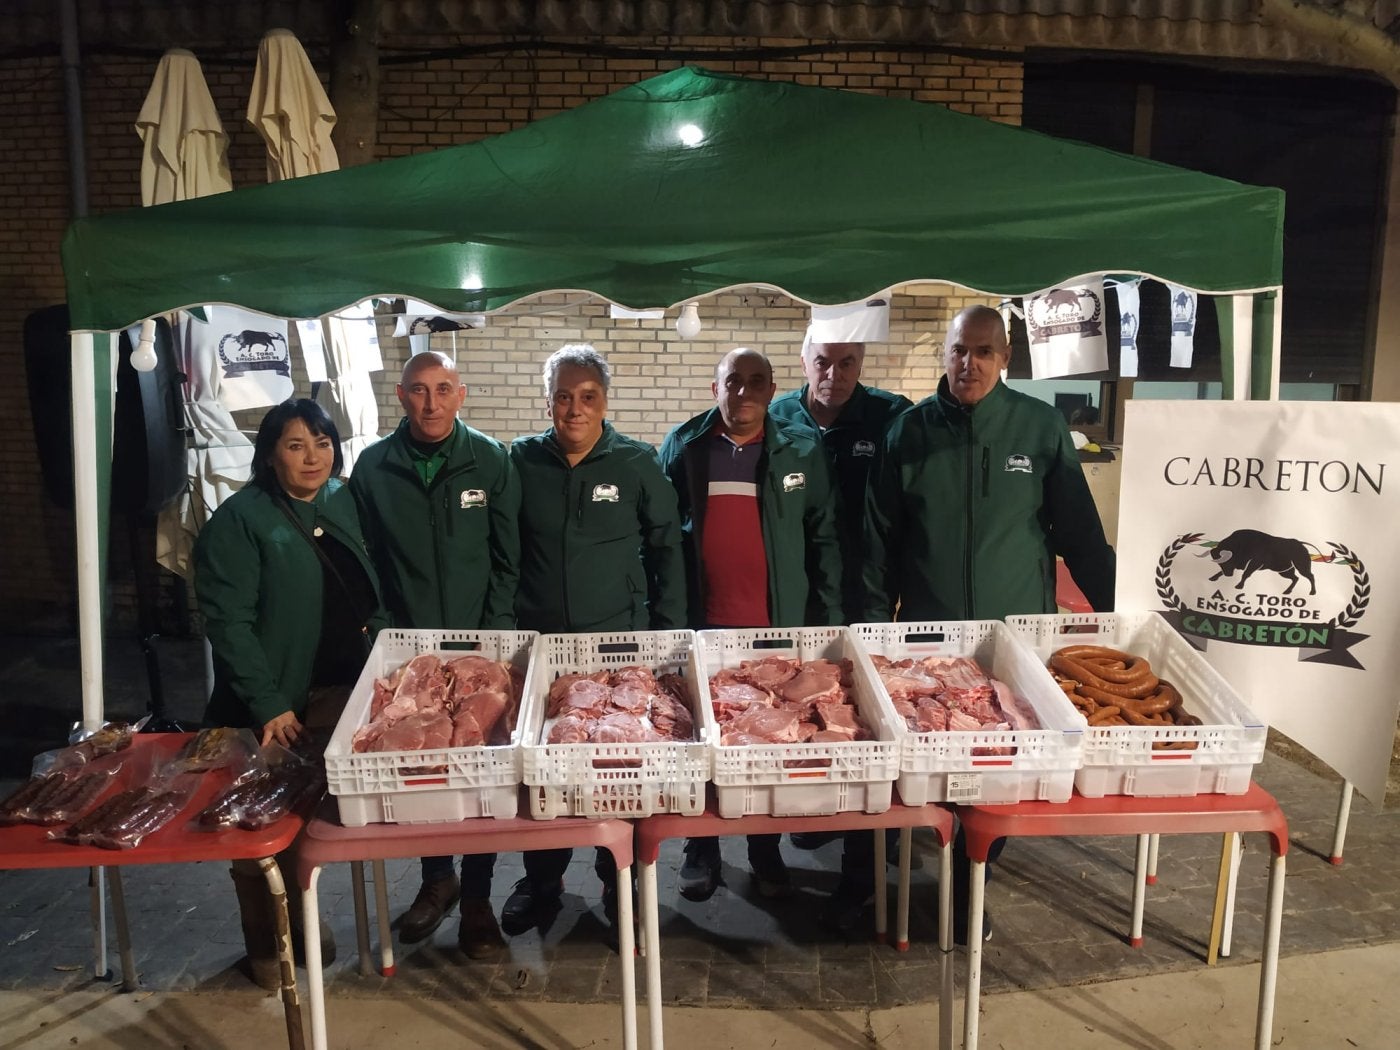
<box><xmin>769</xmin><ymin>295</ymin><xmax>914</xmax><ymax>933</ymax></box>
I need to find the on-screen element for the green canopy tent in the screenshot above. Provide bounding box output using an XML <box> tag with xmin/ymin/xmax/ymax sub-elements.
<box><xmin>59</xmin><ymin>66</ymin><xmax>1284</xmax><ymax>725</ymax></box>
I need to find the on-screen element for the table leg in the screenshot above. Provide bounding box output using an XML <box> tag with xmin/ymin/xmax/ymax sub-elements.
<box><xmin>90</xmin><ymin>866</ymin><xmax>108</xmax><ymax>979</ymax></box>
<box><xmin>874</xmin><ymin>825</ymin><xmax>888</xmax><ymax>944</ymax></box>
<box><xmin>304</xmin><ymin>866</ymin><xmax>327</xmax><ymax>1050</ymax></box>
<box><xmin>1330</xmin><ymin>780</ymin><xmax>1353</xmax><ymax>866</ymax></box>
<box><xmin>348</xmin><ymin>861</ymin><xmax>372</xmax><ymax>977</ymax></box>
<box><xmin>107</xmin><ymin>867</ymin><xmax>138</xmax><ymax>990</ymax></box>
<box><xmin>962</xmin><ymin>858</ymin><xmax>987</xmax><ymax>1050</ymax></box>
<box><xmin>1207</xmin><ymin>833</ymin><xmax>1232</xmax><ymax>965</ymax></box>
<box><xmin>1146</xmin><ymin>833</ymin><xmax>1160</xmax><ymax>885</ymax></box>
<box><xmin>261</xmin><ymin>856</ymin><xmax>304</xmax><ymax>1050</ymax></box>
<box><xmin>641</xmin><ymin>860</ymin><xmax>663</xmax><ymax>1050</ymax></box>
<box><xmin>371</xmin><ymin>859</ymin><xmax>393</xmax><ymax>976</ymax></box>
<box><xmin>937</xmin><ymin>839</ymin><xmax>953</xmax><ymax>1050</ymax></box>
<box><xmin>1221</xmin><ymin>833</ymin><xmax>1241</xmax><ymax>958</ymax></box>
<box><xmin>1130</xmin><ymin>834</ymin><xmax>1149</xmax><ymax>947</ymax></box>
<box><xmin>1254</xmin><ymin>853</ymin><xmax>1286</xmax><ymax>1050</ymax></box>
<box><xmin>616</xmin><ymin>864</ymin><xmax>637</xmax><ymax>1050</ymax></box>
<box><xmin>895</xmin><ymin>827</ymin><xmax>912</xmax><ymax>951</ymax></box>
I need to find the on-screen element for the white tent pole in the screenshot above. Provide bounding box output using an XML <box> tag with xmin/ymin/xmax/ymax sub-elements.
<box><xmin>70</xmin><ymin>330</ymin><xmax>105</xmax><ymax>730</ymax></box>
<box><xmin>1229</xmin><ymin>295</ymin><xmax>1254</xmax><ymax>400</ymax></box>
<box><xmin>1268</xmin><ymin>290</ymin><xmax>1283</xmax><ymax>399</ymax></box>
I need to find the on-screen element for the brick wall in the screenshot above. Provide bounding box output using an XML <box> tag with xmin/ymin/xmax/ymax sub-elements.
<box><xmin>0</xmin><ymin>37</ymin><xmax>1022</xmax><ymax>632</ymax></box>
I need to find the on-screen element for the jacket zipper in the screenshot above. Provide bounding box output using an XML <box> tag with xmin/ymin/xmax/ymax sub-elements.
<box><xmin>427</xmin><ymin>462</ymin><xmax>465</xmax><ymax>628</ymax></box>
<box><xmin>560</xmin><ymin>467</ymin><xmax>574</xmax><ymax>631</ymax></box>
<box><xmin>963</xmin><ymin>427</ymin><xmax>976</xmax><ymax>618</ymax></box>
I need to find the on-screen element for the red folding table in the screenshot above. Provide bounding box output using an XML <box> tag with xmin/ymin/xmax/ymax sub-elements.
<box><xmin>956</xmin><ymin>783</ymin><xmax>1289</xmax><ymax>1050</ymax></box>
<box><xmin>635</xmin><ymin>796</ymin><xmax>957</xmax><ymax>1050</ymax></box>
<box><xmin>294</xmin><ymin>806</ymin><xmax>637</xmax><ymax>1050</ymax></box>
<box><xmin>0</xmin><ymin>733</ymin><xmax>309</xmax><ymax>1050</ymax></box>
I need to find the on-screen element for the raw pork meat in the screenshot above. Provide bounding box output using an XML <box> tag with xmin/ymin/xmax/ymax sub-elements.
<box><xmin>870</xmin><ymin>653</ymin><xmax>1038</xmax><ymax>740</ymax></box>
<box><xmin>352</xmin><ymin>651</ymin><xmax>525</xmax><ymax>755</ymax></box>
<box><xmin>547</xmin><ymin>671</ymin><xmax>611</xmax><ymax>717</ymax></box>
<box><xmin>723</xmin><ymin>704</ymin><xmax>800</xmax><ymax>744</ymax></box>
<box><xmin>539</xmin><ymin>664</ymin><xmax>696</xmax><ymax>747</ymax></box>
<box><xmin>708</xmin><ymin>654</ymin><xmax>871</xmax><ymax>748</ymax></box>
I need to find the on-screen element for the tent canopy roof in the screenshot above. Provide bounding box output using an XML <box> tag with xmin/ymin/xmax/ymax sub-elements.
<box><xmin>62</xmin><ymin>66</ymin><xmax>1284</xmax><ymax>333</ymax></box>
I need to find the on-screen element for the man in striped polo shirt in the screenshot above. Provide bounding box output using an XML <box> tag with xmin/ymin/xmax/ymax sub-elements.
<box><xmin>658</xmin><ymin>347</ymin><xmax>842</xmax><ymax>901</ymax></box>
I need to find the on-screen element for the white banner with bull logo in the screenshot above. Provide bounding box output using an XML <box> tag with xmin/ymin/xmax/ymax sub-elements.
<box><xmin>194</xmin><ymin>305</ymin><xmax>292</xmax><ymax>411</ymax></box>
<box><xmin>1117</xmin><ymin>399</ymin><xmax>1400</xmax><ymax>804</ymax></box>
<box><xmin>1024</xmin><ymin>279</ymin><xmax>1109</xmax><ymax>380</ymax></box>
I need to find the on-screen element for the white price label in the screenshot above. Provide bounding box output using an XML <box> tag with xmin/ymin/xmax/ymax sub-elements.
<box><xmin>945</xmin><ymin>773</ymin><xmax>982</xmax><ymax>803</ymax></box>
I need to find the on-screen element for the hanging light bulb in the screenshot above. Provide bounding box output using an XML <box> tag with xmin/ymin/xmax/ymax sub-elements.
<box><xmin>675</xmin><ymin>302</ymin><xmax>702</xmax><ymax>340</ymax></box>
<box><xmin>130</xmin><ymin>319</ymin><xmax>158</xmax><ymax>373</ymax></box>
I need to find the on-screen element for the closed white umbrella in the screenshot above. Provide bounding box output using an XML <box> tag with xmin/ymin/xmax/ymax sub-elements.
<box><xmin>135</xmin><ymin>49</ymin><xmax>250</xmax><ymax>579</ymax></box>
<box><xmin>247</xmin><ymin>28</ymin><xmax>380</xmax><ymax>463</ymax></box>
<box><xmin>136</xmin><ymin>48</ymin><xmax>232</xmax><ymax>206</ymax></box>
<box><xmin>247</xmin><ymin>28</ymin><xmax>339</xmax><ymax>180</ymax></box>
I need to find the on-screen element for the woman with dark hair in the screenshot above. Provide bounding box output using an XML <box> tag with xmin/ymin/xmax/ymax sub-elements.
<box><xmin>197</xmin><ymin>398</ymin><xmax>380</xmax><ymax>744</ymax></box>
<box><xmin>194</xmin><ymin>398</ymin><xmax>381</xmax><ymax>988</ymax></box>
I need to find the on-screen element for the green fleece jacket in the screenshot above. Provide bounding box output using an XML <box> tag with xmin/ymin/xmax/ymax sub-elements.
<box><xmin>510</xmin><ymin>422</ymin><xmax>685</xmax><ymax>633</ymax></box>
<box><xmin>864</xmin><ymin>377</ymin><xmax>1115</xmax><ymax>623</ymax></box>
<box><xmin>349</xmin><ymin>419</ymin><xmax>520</xmax><ymax>629</ymax></box>
<box><xmin>195</xmin><ymin>479</ymin><xmax>381</xmax><ymax>729</ymax></box>
<box><xmin>770</xmin><ymin>383</ymin><xmax>912</xmax><ymax>621</ymax></box>
<box><xmin>657</xmin><ymin>407</ymin><xmax>842</xmax><ymax>628</ymax></box>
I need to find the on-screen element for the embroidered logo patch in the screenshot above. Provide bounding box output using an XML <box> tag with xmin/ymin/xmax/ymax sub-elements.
<box><xmin>852</xmin><ymin>439</ymin><xmax>876</xmax><ymax>457</ymax></box>
<box><xmin>782</xmin><ymin>472</ymin><xmax>806</xmax><ymax>493</ymax></box>
<box><xmin>460</xmin><ymin>489</ymin><xmax>487</xmax><ymax>509</ymax></box>
<box><xmin>591</xmin><ymin>483</ymin><xmax>620</xmax><ymax>503</ymax></box>
<box><xmin>1004</xmin><ymin>454</ymin><xmax>1032</xmax><ymax>474</ymax></box>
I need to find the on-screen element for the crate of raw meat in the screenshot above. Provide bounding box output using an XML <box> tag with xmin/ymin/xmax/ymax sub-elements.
<box><xmin>519</xmin><ymin>631</ymin><xmax>710</xmax><ymax>819</ymax></box>
<box><xmin>851</xmin><ymin>621</ymin><xmax>1083</xmax><ymax>805</ymax></box>
<box><xmin>1006</xmin><ymin>612</ymin><xmax>1266</xmax><ymax>798</ymax></box>
<box><xmin>696</xmin><ymin>627</ymin><xmax>900</xmax><ymax>818</ymax></box>
<box><xmin>324</xmin><ymin>629</ymin><xmax>537</xmax><ymax>826</ymax></box>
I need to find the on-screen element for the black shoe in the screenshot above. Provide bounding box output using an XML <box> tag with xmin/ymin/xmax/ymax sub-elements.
<box><xmin>678</xmin><ymin>838</ymin><xmax>722</xmax><ymax>902</ymax></box>
<box><xmin>953</xmin><ymin>908</ymin><xmax>993</xmax><ymax>947</ymax></box>
<box><xmin>748</xmin><ymin>843</ymin><xmax>793</xmax><ymax>900</ymax></box>
<box><xmin>500</xmin><ymin>876</ymin><xmax>564</xmax><ymax>936</ymax></box>
<box><xmin>399</xmin><ymin>874</ymin><xmax>460</xmax><ymax>944</ymax></box>
<box><xmin>819</xmin><ymin>882</ymin><xmax>874</xmax><ymax>937</ymax></box>
<box><xmin>790</xmin><ymin>831</ymin><xmax>841</xmax><ymax>851</ymax></box>
<box><xmin>457</xmin><ymin>897</ymin><xmax>505</xmax><ymax>959</ymax></box>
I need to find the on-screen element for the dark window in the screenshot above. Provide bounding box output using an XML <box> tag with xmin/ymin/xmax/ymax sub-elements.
<box><xmin>1023</xmin><ymin>58</ymin><xmax>1393</xmax><ymax>386</ymax></box>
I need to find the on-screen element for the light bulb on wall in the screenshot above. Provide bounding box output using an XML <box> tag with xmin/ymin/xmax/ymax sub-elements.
<box><xmin>675</xmin><ymin>303</ymin><xmax>702</xmax><ymax>340</ymax></box>
<box><xmin>130</xmin><ymin>318</ymin><xmax>158</xmax><ymax>373</ymax></box>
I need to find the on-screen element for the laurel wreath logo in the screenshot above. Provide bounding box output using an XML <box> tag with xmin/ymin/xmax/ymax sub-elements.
<box><xmin>1155</xmin><ymin>532</ymin><xmax>1201</xmax><ymax>612</ymax></box>
<box><xmin>1327</xmin><ymin>542</ymin><xmax>1370</xmax><ymax>630</ymax></box>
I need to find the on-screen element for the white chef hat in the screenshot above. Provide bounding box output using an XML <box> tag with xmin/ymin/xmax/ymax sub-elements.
<box><xmin>805</xmin><ymin>293</ymin><xmax>891</xmax><ymax>348</ymax></box>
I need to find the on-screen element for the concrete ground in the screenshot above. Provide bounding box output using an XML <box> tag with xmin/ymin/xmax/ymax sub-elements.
<box><xmin>3</xmin><ymin>943</ymin><xmax>1398</xmax><ymax>1048</ymax></box>
<box><xmin>3</xmin><ymin>633</ymin><xmax>1399</xmax><ymax>1047</ymax></box>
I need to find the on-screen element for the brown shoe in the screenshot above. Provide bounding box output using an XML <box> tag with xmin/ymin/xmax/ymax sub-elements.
<box><xmin>457</xmin><ymin>897</ymin><xmax>505</xmax><ymax>959</ymax></box>
<box><xmin>399</xmin><ymin>873</ymin><xmax>460</xmax><ymax>944</ymax></box>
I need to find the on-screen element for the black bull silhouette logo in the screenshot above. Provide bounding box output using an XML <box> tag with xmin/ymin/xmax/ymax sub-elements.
<box><xmin>1201</xmin><ymin>529</ymin><xmax>1319</xmax><ymax>595</ymax></box>
<box><xmin>231</xmin><ymin>329</ymin><xmax>281</xmax><ymax>354</ymax></box>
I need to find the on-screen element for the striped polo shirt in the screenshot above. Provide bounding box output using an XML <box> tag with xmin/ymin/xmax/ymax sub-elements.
<box><xmin>702</xmin><ymin>428</ymin><xmax>769</xmax><ymax>627</ymax></box>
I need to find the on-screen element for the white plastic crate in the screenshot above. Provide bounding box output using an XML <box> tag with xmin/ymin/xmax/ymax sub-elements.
<box><xmin>520</xmin><ymin>631</ymin><xmax>710</xmax><ymax>819</ymax></box>
<box><xmin>325</xmin><ymin>629</ymin><xmax>538</xmax><ymax>826</ymax></box>
<box><xmin>1006</xmin><ymin>612</ymin><xmax>1267</xmax><ymax>798</ymax></box>
<box><xmin>851</xmin><ymin>621</ymin><xmax>1084</xmax><ymax>805</ymax></box>
<box><xmin>695</xmin><ymin>627</ymin><xmax>899</xmax><ymax>818</ymax></box>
